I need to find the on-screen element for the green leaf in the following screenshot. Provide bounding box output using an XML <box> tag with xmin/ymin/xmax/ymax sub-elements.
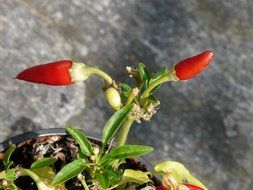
<box><xmin>149</xmin><ymin>67</ymin><xmax>168</xmax><ymax>94</ymax></box>
<box><xmin>185</xmin><ymin>175</ymin><xmax>208</xmax><ymax>190</ymax></box>
<box><xmin>106</xmin><ymin>167</ymin><xmax>122</xmax><ymax>185</ymax></box>
<box><xmin>102</xmin><ymin>165</ymin><xmax>123</xmax><ymax>185</ymax></box>
<box><xmin>150</xmin><ymin>84</ymin><xmax>161</xmax><ymax>94</ymax></box>
<box><xmin>52</xmin><ymin>159</ymin><xmax>86</xmax><ymax>186</ymax></box>
<box><xmin>66</xmin><ymin>125</ymin><xmax>92</xmax><ymax>156</ymax></box>
<box><xmin>118</xmin><ymin>169</ymin><xmax>151</xmax><ymax>185</ymax></box>
<box><xmin>122</xmin><ymin>91</ymin><xmax>130</xmax><ymax>98</ymax></box>
<box><xmin>77</xmin><ymin>149</ymin><xmax>87</xmax><ymax>160</ymax></box>
<box><xmin>3</xmin><ymin>144</ymin><xmax>16</xmax><ymax>166</ymax></box>
<box><xmin>102</xmin><ymin>104</ymin><xmax>133</xmax><ymax>147</ymax></box>
<box><xmin>138</xmin><ymin>63</ymin><xmax>150</xmax><ymax>87</ymax></box>
<box><xmin>120</xmin><ymin>83</ymin><xmax>132</xmax><ymax>92</ymax></box>
<box><xmin>95</xmin><ymin>172</ymin><xmax>110</xmax><ymax>189</ymax></box>
<box><xmin>147</xmin><ymin>95</ymin><xmax>159</xmax><ymax>104</ymax></box>
<box><xmin>30</xmin><ymin>157</ymin><xmax>57</xmax><ymax>170</ymax></box>
<box><xmin>33</xmin><ymin>167</ymin><xmax>66</xmax><ymax>190</ymax></box>
<box><xmin>153</xmin><ymin>161</ymin><xmax>208</xmax><ymax>190</ymax></box>
<box><xmin>100</xmin><ymin>145</ymin><xmax>153</xmax><ymax>164</ymax></box>
<box><xmin>5</xmin><ymin>169</ymin><xmax>16</xmax><ymax>181</ymax></box>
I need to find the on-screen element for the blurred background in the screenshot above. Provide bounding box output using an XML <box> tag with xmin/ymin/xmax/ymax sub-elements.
<box><xmin>0</xmin><ymin>1</ymin><xmax>253</xmax><ymax>189</ymax></box>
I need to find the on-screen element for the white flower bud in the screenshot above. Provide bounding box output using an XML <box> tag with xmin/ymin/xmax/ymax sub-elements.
<box><xmin>90</xmin><ymin>155</ymin><xmax>96</xmax><ymax>161</ymax></box>
<box><xmin>93</xmin><ymin>147</ymin><xmax>99</xmax><ymax>155</ymax></box>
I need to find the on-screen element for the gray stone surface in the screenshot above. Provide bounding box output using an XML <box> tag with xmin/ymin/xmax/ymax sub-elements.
<box><xmin>0</xmin><ymin>0</ymin><xmax>253</xmax><ymax>189</ymax></box>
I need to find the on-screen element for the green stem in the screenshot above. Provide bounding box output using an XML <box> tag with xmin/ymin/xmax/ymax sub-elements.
<box><xmin>86</xmin><ymin>66</ymin><xmax>113</xmax><ymax>85</ymax></box>
<box><xmin>17</xmin><ymin>168</ymin><xmax>53</xmax><ymax>190</ymax></box>
<box><xmin>78</xmin><ymin>174</ymin><xmax>89</xmax><ymax>190</ymax></box>
<box><xmin>141</xmin><ymin>71</ymin><xmax>177</xmax><ymax>100</ymax></box>
<box><xmin>116</xmin><ymin>117</ymin><xmax>134</xmax><ymax>147</ymax></box>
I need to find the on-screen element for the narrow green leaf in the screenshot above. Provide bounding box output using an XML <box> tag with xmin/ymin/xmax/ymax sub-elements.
<box><xmin>100</xmin><ymin>145</ymin><xmax>153</xmax><ymax>163</ymax></box>
<box><xmin>120</xmin><ymin>83</ymin><xmax>132</xmax><ymax>92</ymax></box>
<box><xmin>95</xmin><ymin>172</ymin><xmax>110</xmax><ymax>189</ymax></box>
<box><xmin>147</xmin><ymin>95</ymin><xmax>159</xmax><ymax>104</ymax></box>
<box><xmin>138</xmin><ymin>63</ymin><xmax>150</xmax><ymax>87</ymax></box>
<box><xmin>122</xmin><ymin>91</ymin><xmax>130</xmax><ymax>98</ymax></box>
<box><xmin>153</xmin><ymin>161</ymin><xmax>208</xmax><ymax>190</ymax></box>
<box><xmin>149</xmin><ymin>67</ymin><xmax>168</xmax><ymax>94</ymax></box>
<box><xmin>150</xmin><ymin>84</ymin><xmax>161</xmax><ymax>94</ymax></box>
<box><xmin>3</xmin><ymin>144</ymin><xmax>16</xmax><ymax>166</ymax></box>
<box><xmin>30</xmin><ymin>157</ymin><xmax>57</xmax><ymax>170</ymax></box>
<box><xmin>107</xmin><ymin>168</ymin><xmax>122</xmax><ymax>185</ymax></box>
<box><xmin>118</xmin><ymin>169</ymin><xmax>151</xmax><ymax>185</ymax></box>
<box><xmin>66</xmin><ymin>125</ymin><xmax>92</xmax><ymax>156</ymax></box>
<box><xmin>102</xmin><ymin>104</ymin><xmax>133</xmax><ymax>147</ymax></box>
<box><xmin>52</xmin><ymin>159</ymin><xmax>86</xmax><ymax>186</ymax></box>
<box><xmin>5</xmin><ymin>169</ymin><xmax>16</xmax><ymax>181</ymax></box>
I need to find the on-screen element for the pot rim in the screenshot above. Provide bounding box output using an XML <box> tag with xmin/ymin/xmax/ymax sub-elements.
<box><xmin>0</xmin><ymin>128</ymin><xmax>100</xmax><ymax>152</ymax></box>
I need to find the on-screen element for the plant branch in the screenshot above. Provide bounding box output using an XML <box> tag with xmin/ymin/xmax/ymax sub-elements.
<box><xmin>78</xmin><ymin>174</ymin><xmax>89</xmax><ymax>190</ymax></box>
<box><xmin>17</xmin><ymin>168</ymin><xmax>54</xmax><ymax>190</ymax></box>
<box><xmin>116</xmin><ymin>117</ymin><xmax>134</xmax><ymax>147</ymax></box>
<box><xmin>141</xmin><ymin>71</ymin><xmax>177</xmax><ymax>100</ymax></box>
<box><xmin>86</xmin><ymin>66</ymin><xmax>113</xmax><ymax>85</ymax></box>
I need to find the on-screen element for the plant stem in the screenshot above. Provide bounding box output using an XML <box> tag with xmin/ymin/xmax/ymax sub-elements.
<box><xmin>141</xmin><ymin>71</ymin><xmax>177</xmax><ymax>99</ymax></box>
<box><xmin>17</xmin><ymin>168</ymin><xmax>52</xmax><ymax>190</ymax></box>
<box><xmin>116</xmin><ymin>117</ymin><xmax>134</xmax><ymax>147</ymax></box>
<box><xmin>86</xmin><ymin>66</ymin><xmax>113</xmax><ymax>85</ymax></box>
<box><xmin>78</xmin><ymin>174</ymin><xmax>89</xmax><ymax>190</ymax></box>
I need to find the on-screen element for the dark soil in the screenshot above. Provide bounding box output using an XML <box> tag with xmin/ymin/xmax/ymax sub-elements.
<box><xmin>0</xmin><ymin>135</ymin><xmax>160</xmax><ymax>190</ymax></box>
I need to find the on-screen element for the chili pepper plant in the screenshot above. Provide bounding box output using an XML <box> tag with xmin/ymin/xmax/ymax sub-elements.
<box><xmin>0</xmin><ymin>51</ymin><xmax>213</xmax><ymax>190</ymax></box>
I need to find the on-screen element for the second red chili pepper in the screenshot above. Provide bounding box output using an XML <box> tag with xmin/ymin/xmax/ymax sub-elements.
<box><xmin>184</xmin><ymin>184</ymin><xmax>204</xmax><ymax>190</ymax></box>
<box><xmin>174</xmin><ymin>50</ymin><xmax>214</xmax><ymax>80</ymax></box>
<box><xmin>156</xmin><ymin>184</ymin><xmax>204</xmax><ymax>190</ymax></box>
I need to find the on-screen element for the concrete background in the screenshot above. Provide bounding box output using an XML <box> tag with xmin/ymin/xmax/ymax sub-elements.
<box><xmin>0</xmin><ymin>1</ymin><xmax>253</xmax><ymax>189</ymax></box>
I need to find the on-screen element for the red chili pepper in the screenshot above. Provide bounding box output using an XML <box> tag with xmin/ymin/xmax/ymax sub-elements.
<box><xmin>16</xmin><ymin>60</ymin><xmax>73</xmax><ymax>86</ymax></box>
<box><xmin>156</xmin><ymin>184</ymin><xmax>204</xmax><ymax>190</ymax></box>
<box><xmin>156</xmin><ymin>186</ymin><xmax>167</xmax><ymax>190</ymax></box>
<box><xmin>15</xmin><ymin>60</ymin><xmax>91</xmax><ymax>86</ymax></box>
<box><xmin>174</xmin><ymin>50</ymin><xmax>214</xmax><ymax>80</ymax></box>
<box><xmin>184</xmin><ymin>184</ymin><xmax>204</xmax><ymax>190</ymax></box>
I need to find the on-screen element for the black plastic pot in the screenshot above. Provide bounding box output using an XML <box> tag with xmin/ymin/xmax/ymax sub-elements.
<box><xmin>0</xmin><ymin>128</ymin><xmax>101</xmax><ymax>152</ymax></box>
<box><xmin>0</xmin><ymin>128</ymin><xmax>161</xmax><ymax>189</ymax></box>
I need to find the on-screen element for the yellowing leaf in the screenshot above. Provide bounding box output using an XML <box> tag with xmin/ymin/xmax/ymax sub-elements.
<box><xmin>33</xmin><ymin>167</ymin><xmax>66</xmax><ymax>190</ymax></box>
<box><xmin>154</xmin><ymin>161</ymin><xmax>208</xmax><ymax>190</ymax></box>
<box><xmin>119</xmin><ymin>169</ymin><xmax>151</xmax><ymax>185</ymax></box>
